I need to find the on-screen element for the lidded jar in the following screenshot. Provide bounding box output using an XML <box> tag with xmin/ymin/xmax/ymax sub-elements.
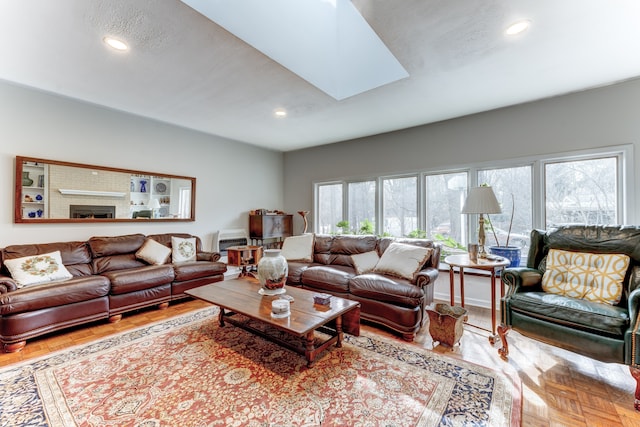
<box><xmin>257</xmin><ymin>249</ymin><xmax>288</xmax><ymax>295</ymax></box>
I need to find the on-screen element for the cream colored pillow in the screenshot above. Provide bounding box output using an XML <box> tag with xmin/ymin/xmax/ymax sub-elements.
<box><xmin>4</xmin><ymin>250</ymin><xmax>73</xmax><ymax>288</ymax></box>
<box><xmin>541</xmin><ymin>249</ymin><xmax>630</xmax><ymax>305</ymax></box>
<box><xmin>136</xmin><ymin>238</ymin><xmax>171</xmax><ymax>265</ymax></box>
<box><xmin>171</xmin><ymin>236</ymin><xmax>197</xmax><ymax>262</ymax></box>
<box><xmin>351</xmin><ymin>251</ymin><xmax>380</xmax><ymax>275</ymax></box>
<box><xmin>374</xmin><ymin>242</ymin><xmax>432</xmax><ymax>280</ymax></box>
<box><xmin>280</xmin><ymin>233</ymin><xmax>314</xmax><ymax>262</ymax></box>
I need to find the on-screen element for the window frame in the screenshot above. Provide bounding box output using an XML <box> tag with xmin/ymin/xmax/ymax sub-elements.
<box><xmin>313</xmin><ymin>145</ymin><xmax>633</xmax><ymax>239</ymax></box>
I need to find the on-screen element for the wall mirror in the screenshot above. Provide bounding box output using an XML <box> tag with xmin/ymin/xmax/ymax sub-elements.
<box><xmin>15</xmin><ymin>156</ymin><xmax>196</xmax><ymax>223</ymax></box>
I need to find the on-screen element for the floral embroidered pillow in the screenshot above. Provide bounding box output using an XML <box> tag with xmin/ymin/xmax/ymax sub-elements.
<box><xmin>4</xmin><ymin>250</ymin><xmax>73</xmax><ymax>288</ymax></box>
<box><xmin>171</xmin><ymin>237</ymin><xmax>197</xmax><ymax>262</ymax></box>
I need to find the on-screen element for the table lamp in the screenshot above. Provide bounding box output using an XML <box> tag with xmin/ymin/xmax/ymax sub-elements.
<box><xmin>461</xmin><ymin>186</ymin><xmax>501</xmax><ymax>258</ymax></box>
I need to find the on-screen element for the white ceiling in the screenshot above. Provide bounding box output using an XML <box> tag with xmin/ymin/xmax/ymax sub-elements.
<box><xmin>1</xmin><ymin>0</ymin><xmax>640</xmax><ymax>152</ymax></box>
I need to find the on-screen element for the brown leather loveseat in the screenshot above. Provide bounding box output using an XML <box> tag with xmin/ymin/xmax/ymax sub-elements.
<box><xmin>0</xmin><ymin>233</ymin><xmax>226</xmax><ymax>352</ymax></box>
<box><xmin>286</xmin><ymin>234</ymin><xmax>440</xmax><ymax>341</ymax></box>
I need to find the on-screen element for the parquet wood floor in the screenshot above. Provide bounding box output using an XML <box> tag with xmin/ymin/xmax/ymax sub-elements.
<box><xmin>2</xmin><ymin>281</ymin><xmax>639</xmax><ymax>426</ymax></box>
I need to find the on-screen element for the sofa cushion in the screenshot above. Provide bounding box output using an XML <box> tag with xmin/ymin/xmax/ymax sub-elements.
<box><xmin>301</xmin><ymin>265</ymin><xmax>354</xmax><ymax>293</ymax></box>
<box><xmin>136</xmin><ymin>238</ymin><xmax>172</xmax><ymax>265</ymax></box>
<box><xmin>374</xmin><ymin>242</ymin><xmax>432</xmax><ymax>281</ymax></box>
<box><xmin>286</xmin><ymin>261</ymin><xmax>311</xmax><ymax>285</ymax></box>
<box><xmin>88</xmin><ymin>234</ymin><xmax>146</xmax><ymax>257</ymax></box>
<box><xmin>172</xmin><ymin>261</ymin><xmax>226</xmax><ymax>282</ymax></box>
<box><xmin>171</xmin><ymin>237</ymin><xmax>197</xmax><ymax>262</ymax></box>
<box><xmin>509</xmin><ymin>291</ymin><xmax>629</xmax><ymax>336</ymax></box>
<box><xmin>93</xmin><ymin>254</ymin><xmax>147</xmax><ymax>274</ymax></box>
<box><xmin>104</xmin><ymin>265</ymin><xmax>175</xmax><ymax>295</ymax></box>
<box><xmin>4</xmin><ymin>251</ymin><xmax>73</xmax><ymax>288</ymax></box>
<box><xmin>330</xmin><ymin>235</ymin><xmax>378</xmax><ymax>267</ymax></box>
<box><xmin>281</xmin><ymin>234</ymin><xmax>314</xmax><ymax>262</ymax></box>
<box><xmin>542</xmin><ymin>249</ymin><xmax>630</xmax><ymax>305</ymax></box>
<box><xmin>351</xmin><ymin>251</ymin><xmax>380</xmax><ymax>275</ymax></box>
<box><xmin>0</xmin><ymin>276</ymin><xmax>110</xmax><ymax>315</ymax></box>
<box><xmin>1</xmin><ymin>241</ymin><xmax>94</xmax><ymax>277</ymax></box>
<box><xmin>312</xmin><ymin>235</ymin><xmax>335</xmax><ymax>265</ymax></box>
<box><xmin>350</xmin><ymin>274</ymin><xmax>424</xmax><ymax>307</ymax></box>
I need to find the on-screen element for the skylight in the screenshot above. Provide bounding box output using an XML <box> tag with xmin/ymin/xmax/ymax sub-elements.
<box><xmin>180</xmin><ymin>0</ymin><xmax>409</xmax><ymax>100</ymax></box>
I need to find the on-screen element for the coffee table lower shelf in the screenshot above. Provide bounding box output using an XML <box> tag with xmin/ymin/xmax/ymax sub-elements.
<box><xmin>219</xmin><ymin>310</ymin><xmax>349</xmax><ymax>367</ymax></box>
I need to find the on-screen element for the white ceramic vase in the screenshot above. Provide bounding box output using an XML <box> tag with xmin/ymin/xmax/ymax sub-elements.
<box><xmin>257</xmin><ymin>249</ymin><xmax>288</xmax><ymax>295</ymax></box>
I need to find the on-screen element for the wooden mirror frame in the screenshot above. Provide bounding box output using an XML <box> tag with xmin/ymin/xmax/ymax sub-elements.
<box><xmin>15</xmin><ymin>156</ymin><xmax>196</xmax><ymax>223</ymax></box>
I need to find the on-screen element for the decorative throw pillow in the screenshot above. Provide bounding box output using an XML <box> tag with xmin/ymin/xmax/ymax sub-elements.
<box><xmin>373</xmin><ymin>242</ymin><xmax>432</xmax><ymax>281</ymax></box>
<box><xmin>280</xmin><ymin>233</ymin><xmax>315</xmax><ymax>262</ymax></box>
<box><xmin>541</xmin><ymin>249</ymin><xmax>630</xmax><ymax>305</ymax></box>
<box><xmin>171</xmin><ymin>236</ymin><xmax>197</xmax><ymax>262</ymax></box>
<box><xmin>136</xmin><ymin>238</ymin><xmax>171</xmax><ymax>265</ymax></box>
<box><xmin>351</xmin><ymin>251</ymin><xmax>380</xmax><ymax>275</ymax></box>
<box><xmin>3</xmin><ymin>250</ymin><xmax>73</xmax><ymax>288</ymax></box>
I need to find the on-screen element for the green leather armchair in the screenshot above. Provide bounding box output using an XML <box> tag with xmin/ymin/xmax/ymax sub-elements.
<box><xmin>498</xmin><ymin>225</ymin><xmax>640</xmax><ymax>410</ymax></box>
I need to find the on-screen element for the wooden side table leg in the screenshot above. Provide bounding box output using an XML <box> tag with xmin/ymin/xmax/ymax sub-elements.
<box><xmin>239</xmin><ymin>265</ymin><xmax>248</xmax><ymax>277</ymax></box>
<box><xmin>488</xmin><ymin>269</ymin><xmax>498</xmax><ymax>344</ymax></box>
<box><xmin>459</xmin><ymin>267</ymin><xmax>465</xmax><ymax>308</ymax></box>
<box><xmin>449</xmin><ymin>266</ymin><xmax>455</xmax><ymax>306</ymax></box>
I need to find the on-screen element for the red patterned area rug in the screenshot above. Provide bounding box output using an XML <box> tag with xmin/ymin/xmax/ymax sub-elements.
<box><xmin>0</xmin><ymin>307</ymin><xmax>521</xmax><ymax>426</ymax></box>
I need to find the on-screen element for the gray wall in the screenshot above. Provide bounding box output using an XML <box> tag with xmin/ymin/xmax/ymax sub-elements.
<box><xmin>0</xmin><ymin>80</ymin><xmax>284</xmax><ymax>248</ymax></box>
<box><xmin>283</xmin><ymin>77</ymin><xmax>640</xmax><ymax>232</ymax></box>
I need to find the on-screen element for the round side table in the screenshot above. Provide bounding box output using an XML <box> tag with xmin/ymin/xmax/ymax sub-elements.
<box><xmin>444</xmin><ymin>254</ymin><xmax>509</xmax><ymax>344</ymax></box>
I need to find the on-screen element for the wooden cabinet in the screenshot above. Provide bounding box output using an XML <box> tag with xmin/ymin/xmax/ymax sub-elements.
<box><xmin>250</xmin><ymin>214</ymin><xmax>293</xmax><ymax>247</ymax></box>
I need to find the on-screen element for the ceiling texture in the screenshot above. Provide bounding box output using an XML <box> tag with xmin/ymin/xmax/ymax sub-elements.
<box><xmin>1</xmin><ymin>0</ymin><xmax>640</xmax><ymax>152</ymax></box>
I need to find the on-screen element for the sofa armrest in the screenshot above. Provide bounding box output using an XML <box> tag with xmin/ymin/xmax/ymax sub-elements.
<box><xmin>0</xmin><ymin>275</ymin><xmax>18</xmax><ymax>293</ymax></box>
<box><xmin>502</xmin><ymin>267</ymin><xmax>543</xmax><ymax>295</ymax></box>
<box><xmin>628</xmin><ymin>288</ymin><xmax>640</xmax><ymax>331</ymax></box>
<box><xmin>197</xmin><ymin>251</ymin><xmax>221</xmax><ymax>262</ymax></box>
<box><xmin>415</xmin><ymin>267</ymin><xmax>438</xmax><ymax>288</ymax></box>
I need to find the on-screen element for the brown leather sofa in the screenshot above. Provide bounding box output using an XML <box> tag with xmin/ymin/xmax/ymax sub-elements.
<box><xmin>0</xmin><ymin>233</ymin><xmax>226</xmax><ymax>352</ymax></box>
<box><xmin>286</xmin><ymin>234</ymin><xmax>440</xmax><ymax>341</ymax></box>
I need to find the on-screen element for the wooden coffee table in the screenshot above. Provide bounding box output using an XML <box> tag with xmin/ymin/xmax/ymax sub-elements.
<box><xmin>185</xmin><ymin>278</ymin><xmax>360</xmax><ymax>367</ymax></box>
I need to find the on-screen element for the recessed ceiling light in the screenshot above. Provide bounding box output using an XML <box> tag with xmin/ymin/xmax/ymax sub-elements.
<box><xmin>103</xmin><ymin>36</ymin><xmax>129</xmax><ymax>51</ymax></box>
<box><xmin>274</xmin><ymin>108</ymin><xmax>287</xmax><ymax>118</ymax></box>
<box><xmin>505</xmin><ymin>20</ymin><xmax>531</xmax><ymax>36</ymax></box>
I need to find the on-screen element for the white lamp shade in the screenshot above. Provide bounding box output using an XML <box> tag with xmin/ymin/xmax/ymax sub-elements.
<box><xmin>461</xmin><ymin>187</ymin><xmax>502</xmax><ymax>214</ymax></box>
<box><xmin>149</xmin><ymin>199</ymin><xmax>161</xmax><ymax>210</ymax></box>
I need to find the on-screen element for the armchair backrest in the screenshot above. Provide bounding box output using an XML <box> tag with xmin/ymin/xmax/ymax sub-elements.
<box><xmin>528</xmin><ymin>225</ymin><xmax>640</xmax><ymax>302</ymax></box>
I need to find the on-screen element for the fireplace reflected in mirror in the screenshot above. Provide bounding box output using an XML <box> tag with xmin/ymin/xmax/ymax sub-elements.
<box><xmin>70</xmin><ymin>205</ymin><xmax>115</xmax><ymax>219</ymax></box>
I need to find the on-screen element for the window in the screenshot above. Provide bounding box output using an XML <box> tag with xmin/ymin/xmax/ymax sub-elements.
<box><xmin>314</xmin><ymin>146</ymin><xmax>630</xmax><ymax>250</ymax></box>
<box><xmin>382</xmin><ymin>176</ymin><xmax>417</xmax><ymax>237</ymax></box>
<box><xmin>348</xmin><ymin>181</ymin><xmax>376</xmax><ymax>234</ymax></box>
<box><xmin>317</xmin><ymin>183</ymin><xmax>342</xmax><ymax>234</ymax></box>
<box><xmin>478</xmin><ymin>166</ymin><xmax>532</xmax><ymax>251</ymax></box>
<box><xmin>425</xmin><ymin>172</ymin><xmax>467</xmax><ymax>244</ymax></box>
<box><xmin>178</xmin><ymin>187</ymin><xmax>191</xmax><ymax>219</ymax></box>
<box><xmin>544</xmin><ymin>156</ymin><xmax>618</xmax><ymax>227</ymax></box>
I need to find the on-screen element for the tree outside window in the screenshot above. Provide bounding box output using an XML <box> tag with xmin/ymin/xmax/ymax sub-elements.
<box><xmin>383</xmin><ymin>176</ymin><xmax>417</xmax><ymax>237</ymax></box>
<box><xmin>545</xmin><ymin>157</ymin><xmax>618</xmax><ymax>227</ymax></box>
